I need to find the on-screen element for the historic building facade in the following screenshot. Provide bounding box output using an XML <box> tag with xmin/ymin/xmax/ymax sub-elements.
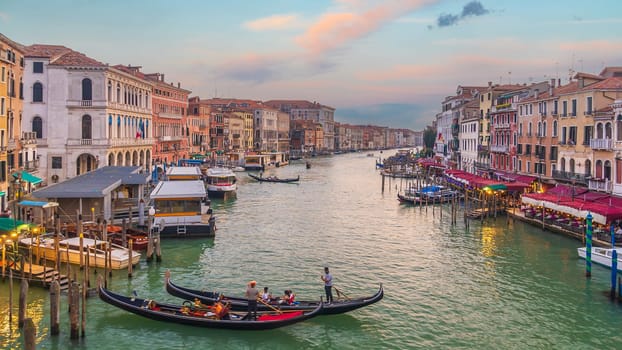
<box><xmin>23</xmin><ymin>45</ymin><xmax>154</xmax><ymax>184</ymax></box>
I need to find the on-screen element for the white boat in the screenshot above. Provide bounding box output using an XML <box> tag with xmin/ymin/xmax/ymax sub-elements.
<box><xmin>19</xmin><ymin>234</ymin><xmax>141</xmax><ymax>269</ymax></box>
<box><xmin>205</xmin><ymin>167</ymin><xmax>237</xmax><ymax>197</ymax></box>
<box><xmin>150</xmin><ymin>180</ymin><xmax>215</xmax><ymax>238</ymax></box>
<box><xmin>577</xmin><ymin>246</ymin><xmax>622</xmax><ymax>271</ymax></box>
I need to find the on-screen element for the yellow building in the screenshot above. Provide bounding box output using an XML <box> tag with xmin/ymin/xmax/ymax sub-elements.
<box><xmin>0</xmin><ymin>34</ymin><xmax>25</xmax><ymax>211</ymax></box>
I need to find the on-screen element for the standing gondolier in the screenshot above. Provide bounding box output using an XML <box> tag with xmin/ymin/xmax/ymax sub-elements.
<box><xmin>245</xmin><ymin>280</ymin><xmax>259</xmax><ymax>320</ymax></box>
<box><xmin>321</xmin><ymin>267</ymin><xmax>334</xmax><ymax>303</ymax></box>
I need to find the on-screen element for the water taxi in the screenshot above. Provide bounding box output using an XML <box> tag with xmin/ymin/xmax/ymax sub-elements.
<box><xmin>577</xmin><ymin>246</ymin><xmax>622</xmax><ymax>271</ymax></box>
<box><xmin>149</xmin><ymin>180</ymin><xmax>215</xmax><ymax>238</ymax></box>
<box><xmin>205</xmin><ymin>167</ymin><xmax>237</xmax><ymax>197</ymax></box>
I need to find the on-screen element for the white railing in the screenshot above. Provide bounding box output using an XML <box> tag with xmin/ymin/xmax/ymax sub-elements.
<box><xmin>589</xmin><ymin>178</ymin><xmax>612</xmax><ymax>192</ymax></box>
<box><xmin>590</xmin><ymin>138</ymin><xmax>612</xmax><ymax>150</ymax></box>
<box><xmin>490</xmin><ymin>145</ymin><xmax>509</xmax><ymax>153</ymax></box>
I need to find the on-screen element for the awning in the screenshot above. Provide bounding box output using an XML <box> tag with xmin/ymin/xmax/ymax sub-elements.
<box><xmin>13</xmin><ymin>171</ymin><xmax>43</xmax><ymax>185</ymax></box>
<box><xmin>0</xmin><ymin>218</ymin><xmax>33</xmax><ymax>233</ymax></box>
<box><xmin>18</xmin><ymin>200</ymin><xmax>59</xmax><ymax>208</ymax></box>
<box><xmin>0</xmin><ymin>191</ymin><xmax>5</xmax><ymax>196</ymax></box>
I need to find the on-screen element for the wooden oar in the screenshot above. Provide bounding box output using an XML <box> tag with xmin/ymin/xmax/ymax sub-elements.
<box><xmin>333</xmin><ymin>286</ymin><xmax>351</xmax><ymax>300</ymax></box>
<box><xmin>257</xmin><ymin>297</ymin><xmax>282</xmax><ymax>314</ymax></box>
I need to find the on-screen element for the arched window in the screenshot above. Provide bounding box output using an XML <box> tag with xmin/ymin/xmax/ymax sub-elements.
<box><xmin>553</xmin><ymin>120</ymin><xmax>558</xmax><ymax>137</ymax></box>
<box><xmin>116</xmin><ymin>83</ymin><xmax>121</xmax><ymax>102</ymax></box>
<box><xmin>82</xmin><ymin>78</ymin><xmax>92</xmax><ymax>100</ymax></box>
<box><xmin>107</xmin><ymin>81</ymin><xmax>112</xmax><ymax>101</ymax></box>
<box><xmin>33</xmin><ymin>82</ymin><xmax>43</xmax><ymax>102</ymax></box>
<box><xmin>32</xmin><ymin>116</ymin><xmax>43</xmax><ymax>138</ymax></box>
<box><xmin>82</xmin><ymin>115</ymin><xmax>92</xmax><ymax>139</ymax></box>
<box><xmin>606</xmin><ymin>122</ymin><xmax>612</xmax><ymax>139</ymax></box>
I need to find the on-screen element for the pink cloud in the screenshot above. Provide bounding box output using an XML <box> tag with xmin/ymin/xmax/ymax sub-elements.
<box><xmin>558</xmin><ymin>39</ymin><xmax>622</xmax><ymax>52</ymax></box>
<box><xmin>244</xmin><ymin>14</ymin><xmax>300</xmax><ymax>31</ymax></box>
<box><xmin>295</xmin><ymin>0</ymin><xmax>437</xmax><ymax>57</ymax></box>
<box><xmin>358</xmin><ymin>64</ymin><xmax>445</xmax><ymax>81</ymax></box>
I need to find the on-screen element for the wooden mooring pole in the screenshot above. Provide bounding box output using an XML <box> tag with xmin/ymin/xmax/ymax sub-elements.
<box><xmin>18</xmin><ymin>279</ymin><xmax>28</xmax><ymax>328</ymax></box>
<box><xmin>23</xmin><ymin>318</ymin><xmax>36</xmax><ymax>350</ymax></box>
<box><xmin>70</xmin><ymin>281</ymin><xmax>80</xmax><ymax>340</ymax></box>
<box><xmin>50</xmin><ymin>280</ymin><xmax>60</xmax><ymax>335</ymax></box>
<box><xmin>128</xmin><ymin>239</ymin><xmax>133</xmax><ymax>278</ymax></box>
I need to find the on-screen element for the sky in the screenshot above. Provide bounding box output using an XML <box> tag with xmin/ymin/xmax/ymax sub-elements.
<box><xmin>2</xmin><ymin>0</ymin><xmax>622</xmax><ymax>130</ymax></box>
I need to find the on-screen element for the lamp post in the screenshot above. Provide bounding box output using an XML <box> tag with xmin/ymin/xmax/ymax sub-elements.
<box><xmin>147</xmin><ymin>206</ymin><xmax>155</xmax><ymax>262</ymax></box>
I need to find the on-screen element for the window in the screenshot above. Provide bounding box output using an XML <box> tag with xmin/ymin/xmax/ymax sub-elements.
<box><xmin>0</xmin><ymin>97</ymin><xmax>4</xmax><ymax>115</ymax></box>
<box><xmin>82</xmin><ymin>115</ymin><xmax>92</xmax><ymax>139</ymax></box>
<box><xmin>553</xmin><ymin>120</ymin><xmax>558</xmax><ymax>137</ymax></box>
<box><xmin>553</xmin><ymin>100</ymin><xmax>558</xmax><ymax>115</ymax></box>
<box><xmin>1</xmin><ymin>66</ymin><xmax>4</xmax><ymax>82</ymax></box>
<box><xmin>32</xmin><ymin>116</ymin><xmax>43</xmax><ymax>138</ymax></box>
<box><xmin>51</xmin><ymin>156</ymin><xmax>62</xmax><ymax>169</ymax></box>
<box><xmin>569</xmin><ymin>126</ymin><xmax>577</xmax><ymax>145</ymax></box>
<box><xmin>82</xmin><ymin>78</ymin><xmax>92</xmax><ymax>100</ymax></box>
<box><xmin>586</xmin><ymin>96</ymin><xmax>593</xmax><ymax>114</ymax></box>
<box><xmin>33</xmin><ymin>82</ymin><xmax>43</xmax><ymax>102</ymax></box>
<box><xmin>33</xmin><ymin>62</ymin><xmax>43</xmax><ymax>73</ymax></box>
<box><xmin>562</xmin><ymin>101</ymin><xmax>567</xmax><ymax>116</ymax></box>
<box><xmin>583</xmin><ymin>126</ymin><xmax>593</xmax><ymax>145</ymax></box>
<box><xmin>571</xmin><ymin>99</ymin><xmax>577</xmax><ymax>116</ymax></box>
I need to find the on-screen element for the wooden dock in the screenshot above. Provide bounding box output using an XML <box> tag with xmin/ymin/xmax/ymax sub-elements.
<box><xmin>6</xmin><ymin>262</ymin><xmax>69</xmax><ymax>290</ymax></box>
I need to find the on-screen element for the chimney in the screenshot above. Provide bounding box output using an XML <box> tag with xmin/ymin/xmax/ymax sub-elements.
<box><xmin>160</xmin><ymin>74</ymin><xmax>165</xmax><ymax>82</ymax></box>
<box><xmin>558</xmin><ymin>78</ymin><xmax>561</xmax><ymax>87</ymax></box>
<box><xmin>549</xmin><ymin>79</ymin><xmax>555</xmax><ymax>95</ymax></box>
<box><xmin>177</xmin><ymin>82</ymin><xmax>180</xmax><ymax>88</ymax></box>
<box><xmin>534</xmin><ymin>89</ymin><xmax>539</xmax><ymax>99</ymax></box>
<box><xmin>488</xmin><ymin>81</ymin><xmax>492</xmax><ymax>88</ymax></box>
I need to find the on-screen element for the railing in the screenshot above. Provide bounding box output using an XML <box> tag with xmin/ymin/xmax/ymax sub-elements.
<box><xmin>474</xmin><ymin>162</ymin><xmax>490</xmax><ymax>169</ymax></box>
<box><xmin>67</xmin><ymin>99</ymin><xmax>105</xmax><ymax>108</ymax></box>
<box><xmin>160</xmin><ymin>135</ymin><xmax>183</xmax><ymax>142</ymax></box>
<box><xmin>490</xmin><ymin>145</ymin><xmax>509</xmax><ymax>153</ymax></box>
<box><xmin>157</xmin><ymin>112</ymin><xmax>182</xmax><ymax>120</ymax></box>
<box><xmin>495</xmin><ymin>123</ymin><xmax>511</xmax><ymax>129</ymax></box>
<box><xmin>540</xmin><ymin>112</ymin><xmax>547</xmax><ymax>118</ymax></box>
<box><xmin>590</xmin><ymin>138</ymin><xmax>612</xmax><ymax>150</ymax></box>
<box><xmin>552</xmin><ymin>170</ymin><xmax>590</xmax><ymax>185</ymax></box>
<box><xmin>589</xmin><ymin>178</ymin><xmax>612</xmax><ymax>192</ymax></box>
<box><xmin>24</xmin><ymin>159</ymin><xmax>39</xmax><ymax>171</ymax></box>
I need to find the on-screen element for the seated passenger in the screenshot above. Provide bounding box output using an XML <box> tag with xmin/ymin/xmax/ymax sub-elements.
<box><xmin>261</xmin><ymin>287</ymin><xmax>273</xmax><ymax>303</ymax></box>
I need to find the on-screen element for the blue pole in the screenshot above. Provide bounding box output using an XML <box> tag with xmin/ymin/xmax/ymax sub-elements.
<box><xmin>612</xmin><ymin>223</ymin><xmax>616</xmax><ymax>248</ymax></box>
<box><xmin>611</xmin><ymin>250</ymin><xmax>618</xmax><ymax>299</ymax></box>
<box><xmin>586</xmin><ymin>213</ymin><xmax>593</xmax><ymax>278</ymax></box>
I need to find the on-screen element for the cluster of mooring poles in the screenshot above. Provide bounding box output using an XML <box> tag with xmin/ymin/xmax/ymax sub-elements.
<box><xmin>584</xmin><ymin>213</ymin><xmax>622</xmax><ymax>301</ymax></box>
<box><xmin>3</xmin><ymin>204</ymin><xmax>163</xmax><ymax>347</ymax></box>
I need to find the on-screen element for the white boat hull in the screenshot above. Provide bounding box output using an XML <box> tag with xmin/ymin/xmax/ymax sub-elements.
<box><xmin>577</xmin><ymin>247</ymin><xmax>622</xmax><ymax>272</ymax></box>
<box><xmin>20</xmin><ymin>236</ymin><xmax>141</xmax><ymax>270</ymax></box>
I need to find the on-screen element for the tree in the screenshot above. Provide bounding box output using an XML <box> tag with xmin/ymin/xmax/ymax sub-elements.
<box><xmin>423</xmin><ymin>126</ymin><xmax>437</xmax><ymax>156</ymax></box>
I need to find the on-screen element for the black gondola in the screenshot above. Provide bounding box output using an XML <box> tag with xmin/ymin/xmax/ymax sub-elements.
<box><xmin>248</xmin><ymin>173</ymin><xmax>300</xmax><ymax>183</ymax></box>
<box><xmin>98</xmin><ymin>285</ymin><xmax>322</xmax><ymax>330</ymax></box>
<box><xmin>166</xmin><ymin>278</ymin><xmax>383</xmax><ymax>315</ymax></box>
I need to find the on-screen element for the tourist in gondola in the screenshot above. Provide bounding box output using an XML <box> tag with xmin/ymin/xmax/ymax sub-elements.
<box><xmin>261</xmin><ymin>287</ymin><xmax>273</xmax><ymax>303</ymax></box>
<box><xmin>245</xmin><ymin>280</ymin><xmax>259</xmax><ymax>320</ymax></box>
<box><xmin>321</xmin><ymin>267</ymin><xmax>334</xmax><ymax>304</ymax></box>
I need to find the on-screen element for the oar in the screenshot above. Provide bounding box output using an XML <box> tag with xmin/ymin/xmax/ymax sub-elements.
<box><xmin>333</xmin><ymin>286</ymin><xmax>351</xmax><ymax>300</ymax></box>
<box><xmin>257</xmin><ymin>297</ymin><xmax>282</xmax><ymax>314</ymax></box>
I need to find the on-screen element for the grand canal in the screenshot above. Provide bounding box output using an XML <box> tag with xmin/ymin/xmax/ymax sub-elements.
<box><xmin>2</xmin><ymin>152</ymin><xmax>622</xmax><ymax>349</ymax></box>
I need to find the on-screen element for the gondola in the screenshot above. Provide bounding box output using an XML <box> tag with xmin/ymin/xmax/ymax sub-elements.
<box><xmin>98</xmin><ymin>285</ymin><xmax>323</xmax><ymax>330</ymax></box>
<box><xmin>248</xmin><ymin>173</ymin><xmax>300</xmax><ymax>183</ymax></box>
<box><xmin>166</xmin><ymin>277</ymin><xmax>383</xmax><ymax>315</ymax></box>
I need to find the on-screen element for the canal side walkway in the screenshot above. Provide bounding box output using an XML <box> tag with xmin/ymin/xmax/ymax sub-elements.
<box><xmin>507</xmin><ymin>208</ymin><xmax>615</xmax><ymax>247</ymax></box>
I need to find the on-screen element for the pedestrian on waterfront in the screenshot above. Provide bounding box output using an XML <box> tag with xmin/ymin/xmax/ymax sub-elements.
<box><xmin>245</xmin><ymin>280</ymin><xmax>259</xmax><ymax>320</ymax></box>
<box><xmin>26</xmin><ymin>208</ymin><xmax>32</xmax><ymax>223</ymax></box>
<box><xmin>321</xmin><ymin>267</ymin><xmax>334</xmax><ymax>303</ymax></box>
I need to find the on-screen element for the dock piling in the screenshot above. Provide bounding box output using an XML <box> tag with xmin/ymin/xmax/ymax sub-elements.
<box><xmin>18</xmin><ymin>279</ymin><xmax>28</xmax><ymax>328</ymax></box>
<box><xmin>69</xmin><ymin>282</ymin><xmax>79</xmax><ymax>340</ymax></box>
<box><xmin>23</xmin><ymin>318</ymin><xmax>36</xmax><ymax>350</ymax></box>
<box><xmin>50</xmin><ymin>280</ymin><xmax>60</xmax><ymax>335</ymax></box>
<box><xmin>128</xmin><ymin>239</ymin><xmax>133</xmax><ymax>278</ymax></box>
<box><xmin>585</xmin><ymin>213</ymin><xmax>593</xmax><ymax>278</ymax></box>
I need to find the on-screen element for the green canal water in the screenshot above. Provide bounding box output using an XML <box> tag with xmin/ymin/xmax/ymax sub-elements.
<box><xmin>2</xmin><ymin>152</ymin><xmax>622</xmax><ymax>349</ymax></box>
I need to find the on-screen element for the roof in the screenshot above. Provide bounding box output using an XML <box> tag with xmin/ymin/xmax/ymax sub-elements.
<box><xmin>32</xmin><ymin>166</ymin><xmax>149</xmax><ymax>199</ymax></box>
<box><xmin>150</xmin><ymin>180</ymin><xmax>206</xmax><ymax>199</ymax></box>
<box><xmin>24</xmin><ymin>44</ymin><xmax>106</xmax><ymax>67</ymax></box>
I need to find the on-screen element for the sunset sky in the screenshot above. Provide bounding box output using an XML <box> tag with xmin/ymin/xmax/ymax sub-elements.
<box><xmin>2</xmin><ymin>0</ymin><xmax>621</xmax><ymax>130</ymax></box>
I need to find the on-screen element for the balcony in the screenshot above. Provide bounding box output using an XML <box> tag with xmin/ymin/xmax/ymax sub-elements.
<box><xmin>589</xmin><ymin>178</ymin><xmax>612</xmax><ymax>192</ymax></box>
<box><xmin>24</xmin><ymin>159</ymin><xmax>39</xmax><ymax>171</ymax></box>
<box><xmin>474</xmin><ymin>161</ymin><xmax>490</xmax><ymax>170</ymax></box>
<box><xmin>585</xmin><ymin>110</ymin><xmax>593</xmax><ymax>116</ymax></box>
<box><xmin>157</xmin><ymin>112</ymin><xmax>182</xmax><ymax>120</ymax></box>
<box><xmin>495</xmin><ymin>123</ymin><xmax>511</xmax><ymax>129</ymax></box>
<box><xmin>21</xmin><ymin>131</ymin><xmax>38</xmax><ymax>145</ymax></box>
<box><xmin>160</xmin><ymin>135</ymin><xmax>183</xmax><ymax>142</ymax></box>
<box><xmin>67</xmin><ymin>138</ymin><xmax>110</xmax><ymax>146</ymax></box>
<box><xmin>590</xmin><ymin>138</ymin><xmax>613</xmax><ymax>151</ymax></box>
<box><xmin>490</xmin><ymin>145</ymin><xmax>509</xmax><ymax>153</ymax></box>
<box><xmin>67</xmin><ymin>99</ymin><xmax>106</xmax><ymax>108</ymax></box>
<box><xmin>540</xmin><ymin>112</ymin><xmax>547</xmax><ymax>118</ymax></box>
<box><xmin>552</xmin><ymin>170</ymin><xmax>590</xmax><ymax>185</ymax></box>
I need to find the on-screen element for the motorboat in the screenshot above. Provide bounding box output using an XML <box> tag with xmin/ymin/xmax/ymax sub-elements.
<box><xmin>577</xmin><ymin>246</ymin><xmax>622</xmax><ymax>271</ymax></box>
<box><xmin>204</xmin><ymin>167</ymin><xmax>237</xmax><ymax>197</ymax></box>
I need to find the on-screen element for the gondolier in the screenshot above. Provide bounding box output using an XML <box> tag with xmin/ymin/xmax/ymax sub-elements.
<box><xmin>321</xmin><ymin>267</ymin><xmax>334</xmax><ymax>303</ymax></box>
<box><xmin>245</xmin><ymin>280</ymin><xmax>259</xmax><ymax>320</ymax></box>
